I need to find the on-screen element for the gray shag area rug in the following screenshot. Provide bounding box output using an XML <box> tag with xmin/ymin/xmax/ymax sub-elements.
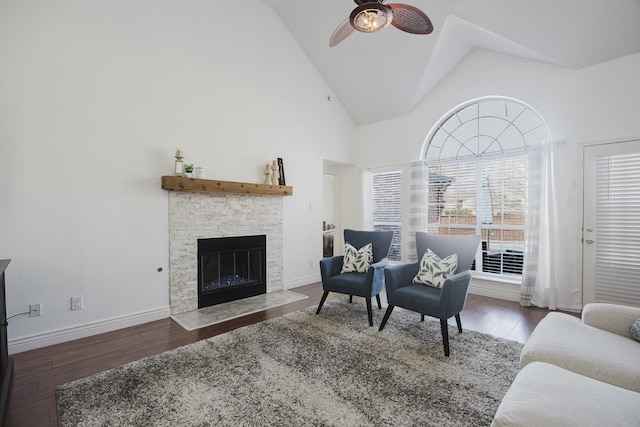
<box><xmin>57</xmin><ymin>300</ymin><xmax>523</xmax><ymax>426</ymax></box>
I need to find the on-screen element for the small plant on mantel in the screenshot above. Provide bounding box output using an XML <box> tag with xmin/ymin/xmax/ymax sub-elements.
<box><xmin>184</xmin><ymin>164</ymin><xmax>194</xmax><ymax>178</ymax></box>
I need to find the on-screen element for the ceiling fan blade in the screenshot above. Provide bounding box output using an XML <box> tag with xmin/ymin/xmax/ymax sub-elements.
<box><xmin>389</xmin><ymin>4</ymin><xmax>433</xmax><ymax>34</ymax></box>
<box><xmin>329</xmin><ymin>18</ymin><xmax>355</xmax><ymax>47</ymax></box>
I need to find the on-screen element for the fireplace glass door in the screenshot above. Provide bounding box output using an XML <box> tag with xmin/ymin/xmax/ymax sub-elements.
<box><xmin>198</xmin><ymin>235</ymin><xmax>266</xmax><ymax>308</ymax></box>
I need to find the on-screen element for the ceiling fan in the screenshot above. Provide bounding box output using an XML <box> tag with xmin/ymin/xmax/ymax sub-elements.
<box><xmin>330</xmin><ymin>0</ymin><xmax>433</xmax><ymax>47</ymax></box>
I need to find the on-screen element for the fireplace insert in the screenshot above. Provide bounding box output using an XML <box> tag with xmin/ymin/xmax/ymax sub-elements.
<box><xmin>197</xmin><ymin>235</ymin><xmax>266</xmax><ymax>308</ymax></box>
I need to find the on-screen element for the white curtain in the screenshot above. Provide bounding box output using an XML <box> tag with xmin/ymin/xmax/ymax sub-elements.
<box><xmin>521</xmin><ymin>143</ymin><xmax>580</xmax><ymax>310</ymax></box>
<box><xmin>408</xmin><ymin>161</ymin><xmax>428</xmax><ymax>262</ymax></box>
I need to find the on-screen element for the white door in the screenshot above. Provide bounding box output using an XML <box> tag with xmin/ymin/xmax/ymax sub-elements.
<box><xmin>583</xmin><ymin>139</ymin><xmax>640</xmax><ymax>306</ymax></box>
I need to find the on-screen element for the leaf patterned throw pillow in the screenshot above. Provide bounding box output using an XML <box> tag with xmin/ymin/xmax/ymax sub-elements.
<box><xmin>340</xmin><ymin>243</ymin><xmax>374</xmax><ymax>274</ymax></box>
<box><xmin>412</xmin><ymin>248</ymin><xmax>458</xmax><ymax>288</ymax></box>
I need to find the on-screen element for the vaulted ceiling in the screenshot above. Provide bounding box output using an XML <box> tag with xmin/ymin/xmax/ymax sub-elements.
<box><xmin>263</xmin><ymin>0</ymin><xmax>640</xmax><ymax>125</ymax></box>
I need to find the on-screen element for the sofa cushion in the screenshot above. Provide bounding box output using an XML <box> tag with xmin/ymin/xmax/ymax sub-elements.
<box><xmin>521</xmin><ymin>312</ymin><xmax>640</xmax><ymax>392</ymax></box>
<box><xmin>492</xmin><ymin>362</ymin><xmax>640</xmax><ymax>427</ymax></box>
<box><xmin>582</xmin><ymin>303</ymin><xmax>640</xmax><ymax>338</ymax></box>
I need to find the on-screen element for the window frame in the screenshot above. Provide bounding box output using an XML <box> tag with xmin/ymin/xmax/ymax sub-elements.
<box><xmin>421</xmin><ymin>96</ymin><xmax>551</xmax><ymax>281</ymax></box>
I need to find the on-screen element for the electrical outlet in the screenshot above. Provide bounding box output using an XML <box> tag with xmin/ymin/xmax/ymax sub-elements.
<box><xmin>71</xmin><ymin>296</ymin><xmax>83</xmax><ymax>310</ymax></box>
<box><xmin>309</xmin><ymin>259</ymin><xmax>314</xmax><ymax>268</ymax></box>
<box><xmin>29</xmin><ymin>303</ymin><xmax>42</xmax><ymax>317</ymax></box>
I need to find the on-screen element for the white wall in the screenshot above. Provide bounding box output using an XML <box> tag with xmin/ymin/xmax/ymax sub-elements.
<box><xmin>0</xmin><ymin>0</ymin><xmax>356</xmax><ymax>352</ymax></box>
<box><xmin>356</xmin><ymin>50</ymin><xmax>640</xmax><ymax>168</ymax></box>
<box><xmin>352</xmin><ymin>49</ymin><xmax>640</xmax><ymax>303</ymax></box>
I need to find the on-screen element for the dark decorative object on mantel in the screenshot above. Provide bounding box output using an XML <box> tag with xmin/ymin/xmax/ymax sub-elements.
<box><xmin>277</xmin><ymin>157</ymin><xmax>286</xmax><ymax>186</ymax></box>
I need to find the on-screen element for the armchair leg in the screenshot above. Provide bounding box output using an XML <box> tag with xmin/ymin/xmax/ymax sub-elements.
<box><xmin>375</xmin><ymin>294</ymin><xmax>382</xmax><ymax>309</ymax></box>
<box><xmin>366</xmin><ymin>298</ymin><xmax>373</xmax><ymax>326</ymax></box>
<box><xmin>349</xmin><ymin>295</ymin><xmax>353</xmax><ymax>304</ymax></box>
<box><xmin>316</xmin><ymin>291</ymin><xmax>329</xmax><ymax>315</ymax></box>
<box><xmin>421</xmin><ymin>314</ymin><xmax>425</xmax><ymax>322</ymax></box>
<box><xmin>455</xmin><ymin>314</ymin><xmax>463</xmax><ymax>333</ymax></box>
<box><xmin>378</xmin><ymin>305</ymin><xmax>394</xmax><ymax>331</ymax></box>
<box><xmin>440</xmin><ymin>319</ymin><xmax>450</xmax><ymax>357</ymax></box>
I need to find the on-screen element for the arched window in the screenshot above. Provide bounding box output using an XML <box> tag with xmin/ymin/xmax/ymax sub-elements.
<box><xmin>421</xmin><ymin>96</ymin><xmax>551</xmax><ymax>277</ymax></box>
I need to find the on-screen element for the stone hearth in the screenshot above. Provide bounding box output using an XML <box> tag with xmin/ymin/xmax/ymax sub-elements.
<box><xmin>168</xmin><ymin>191</ymin><xmax>283</xmax><ymax>315</ymax></box>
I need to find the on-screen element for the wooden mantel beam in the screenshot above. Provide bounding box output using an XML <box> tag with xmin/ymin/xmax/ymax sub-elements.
<box><xmin>161</xmin><ymin>176</ymin><xmax>293</xmax><ymax>197</ymax></box>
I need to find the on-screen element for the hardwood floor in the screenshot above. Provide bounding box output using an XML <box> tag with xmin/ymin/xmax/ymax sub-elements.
<box><xmin>4</xmin><ymin>282</ymin><xmax>552</xmax><ymax>427</ymax></box>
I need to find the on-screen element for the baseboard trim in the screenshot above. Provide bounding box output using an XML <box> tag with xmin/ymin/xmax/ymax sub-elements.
<box><xmin>8</xmin><ymin>306</ymin><xmax>171</xmax><ymax>355</ymax></box>
<box><xmin>468</xmin><ymin>279</ymin><xmax>521</xmax><ymax>302</ymax></box>
<box><xmin>285</xmin><ymin>275</ymin><xmax>521</xmax><ymax>302</ymax></box>
<box><xmin>6</xmin><ymin>279</ymin><xmax>520</xmax><ymax>354</ymax></box>
<box><xmin>285</xmin><ymin>274</ymin><xmax>320</xmax><ymax>289</ymax></box>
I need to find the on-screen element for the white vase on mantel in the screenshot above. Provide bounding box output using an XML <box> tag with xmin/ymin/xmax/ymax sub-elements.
<box><xmin>264</xmin><ymin>163</ymin><xmax>272</xmax><ymax>185</ymax></box>
<box><xmin>271</xmin><ymin>160</ymin><xmax>279</xmax><ymax>185</ymax></box>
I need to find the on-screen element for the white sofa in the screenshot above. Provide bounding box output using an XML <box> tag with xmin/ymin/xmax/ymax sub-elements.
<box><xmin>492</xmin><ymin>303</ymin><xmax>640</xmax><ymax>427</ymax></box>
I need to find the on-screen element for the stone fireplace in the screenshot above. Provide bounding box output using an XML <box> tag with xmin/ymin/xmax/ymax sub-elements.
<box><xmin>168</xmin><ymin>190</ymin><xmax>284</xmax><ymax>315</ymax></box>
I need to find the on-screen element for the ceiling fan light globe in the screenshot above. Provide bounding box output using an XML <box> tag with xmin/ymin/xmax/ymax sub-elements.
<box><xmin>350</xmin><ymin>3</ymin><xmax>392</xmax><ymax>33</ymax></box>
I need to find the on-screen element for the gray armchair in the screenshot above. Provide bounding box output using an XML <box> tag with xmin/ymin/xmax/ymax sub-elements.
<box><xmin>317</xmin><ymin>229</ymin><xmax>394</xmax><ymax>326</ymax></box>
<box><xmin>379</xmin><ymin>232</ymin><xmax>481</xmax><ymax>356</ymax></box>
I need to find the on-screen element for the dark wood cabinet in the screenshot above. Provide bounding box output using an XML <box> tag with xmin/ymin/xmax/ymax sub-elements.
<box><xmin>0</xmin><ymin>260</ymin><xmax>13</xmax><ymax>426</ymax></box>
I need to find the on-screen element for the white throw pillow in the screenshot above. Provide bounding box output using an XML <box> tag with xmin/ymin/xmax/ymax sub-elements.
<box><xmin>340</xmin><ymin>243</ymin><xmax>373</xmax><ymax>274</ymax></box>
<box><xmin>412</xmin><ymin>248</ymin><xmax>458</xmax><ymax>288</ymax></box>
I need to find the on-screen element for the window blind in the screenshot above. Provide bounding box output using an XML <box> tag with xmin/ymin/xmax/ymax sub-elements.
<box><xmin>428</xmin><ymin>155</ymin><xmax>526</xmax><ymax>276</ymax></box>
<box><xmin>594</xmin><ymin>153</ymin><xmax>640</xmax><ymax>306</ymax></box>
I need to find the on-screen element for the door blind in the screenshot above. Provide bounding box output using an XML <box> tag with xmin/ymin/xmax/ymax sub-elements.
<box><xmin>594</xmin><ymin>152</ymin><xmax>640</xmax><ymax>306</ymax></box>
